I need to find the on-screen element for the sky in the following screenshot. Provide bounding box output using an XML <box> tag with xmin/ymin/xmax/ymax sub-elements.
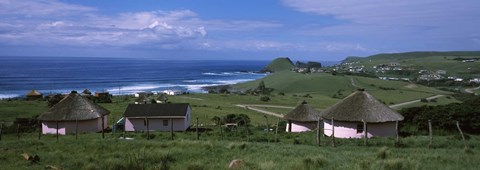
<box><xmin>0</xmin><ymin>0</ymin><xmax>479</xmax><ymax>61</ymax></box>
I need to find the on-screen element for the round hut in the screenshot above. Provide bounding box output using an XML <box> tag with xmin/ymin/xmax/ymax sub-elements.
<box><xmin>135</xmin><ymin>95</ymin><xmax>149</xmax><ymax>104</ymax></box>
<box><xmin>284</xmin><ymin>101</ymin><xmax>321</xmax><ymax>132</ymax></box>
<box><xmin>38</xmin><ymin>92</ymin><xmax>110</xmax><ymax>135</ymax></box>
<box><xmin>26</xmin><ymin>90</ymin><xmax>43</xmax><ymax>100</ymax></box>
<box><xmin>321</xmin><ymin>89</ymin><xmax>404</xmax><ymax>138</ymax></box>
<box><xmin>156</xmin><ymin>93</ymin><xmax>168</xmax><ymax>103</ymax></box>
<box><xmin>82</xmin><ymin>89</ymin><xmax>92</xmax><ymax>96</ymax></box>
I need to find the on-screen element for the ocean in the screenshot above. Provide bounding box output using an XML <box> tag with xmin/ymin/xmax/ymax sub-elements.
<box><xmin>0</xmin><ymin>57</ymin><xmax>340</xmax><ymax>99</ymax></box>
<box><xmin>0</xmin><ymin>57</ymin><xmax>269</xmax><ymax>99</ymax></box>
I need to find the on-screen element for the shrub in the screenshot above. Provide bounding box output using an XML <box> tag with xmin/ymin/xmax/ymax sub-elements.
<box><xmin>420</xmin><ymin>98</ymin><xmax>428</xmax><ymax>102</ymax></box>
<box><xmin>260</xmin><ymin>96</ymin><xmax>270</xmax><ymax>102</ymax></box>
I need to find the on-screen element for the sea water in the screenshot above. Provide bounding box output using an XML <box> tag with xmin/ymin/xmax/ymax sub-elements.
<box><xmin>0</xmin><ymin>57</ymin><xmax>269</xmax><ymax>99</ymax></box>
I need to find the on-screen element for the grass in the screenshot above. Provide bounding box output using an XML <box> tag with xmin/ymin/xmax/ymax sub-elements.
<box><xmin>0</xmin><ymin>131</ymin><xmax>479</xmax><ymax>169</ymax></box>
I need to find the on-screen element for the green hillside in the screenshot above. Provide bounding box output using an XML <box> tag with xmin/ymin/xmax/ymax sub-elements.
<box><xmin>260</xmin><ymin>57</ymin><xmax>294</xmax><ymax>73</ymax></box>
<box><xmin>342</xmin><ymin>51</ymin><xmax>480</xmax><ymax>78</ymax></box>
<box><xmin>234</xmin><ymin>71</ymin><xmax>454</xmax><ymax>105</ymax></box>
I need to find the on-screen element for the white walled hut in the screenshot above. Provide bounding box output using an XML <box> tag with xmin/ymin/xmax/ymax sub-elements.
<box><xmin>123</xmin><ymin>103</ymin><xmax>191</xmax><ymax>132</ymax></box>
<box><xmin>38</xmin><ymin>92</ymin><xmax>109</xmax><ymax>135</ymax></box>
<box><xmin>321</xmin><ymin>89</ymin><xmax>404</xmax><ymax>138</ymax></box>
<box><xmin>134</xmin><ymin>95</ymin><xmax>149</xmax><ymax>104</ymax></box>
<box><xmin>284</xmin><ymin>101</ymin><xmax>321</xmax><ymax>132</ymax></box>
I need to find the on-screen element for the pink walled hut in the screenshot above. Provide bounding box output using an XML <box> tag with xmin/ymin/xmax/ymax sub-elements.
<box><xmin>123</xmin><ymin>103</ymin><xmax>191</xmax><ymax>132</ymax></box>
<box><xmin>284</xmin><ymin>101</ymin><xmax>321</xmax><ymax>132</ymax></box>
<box><xmin>321</xmin><ymin>89</ymin><xmax>404</xmax><ymax>138</ymax></box>
<box><xmin>38</xmin><ymin>92</ymin><xmax>109</xmax><ymax>135</ymax></box>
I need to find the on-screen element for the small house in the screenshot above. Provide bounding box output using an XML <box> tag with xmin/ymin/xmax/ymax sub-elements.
<box><xmin>26</xmin><ymin>90</ymin><xmax>43</xmax><ymax>100</ymax></box>
<box><xmin>321</xmin><ymin>89</ymin><xmax>403</xmax><ymax>138</ymax></box>
<box><xmin>82</xmin><ymin>89</ymin><xmax>92</xmax><ymax>96</ymax></box>
<box><xmin>284</xmin><ymin>101</ymin><xmax>321</xmax><ymax>132</ymax></box>
<box><xmin>123</xmin><ymin>103</ymin><xmax>191</xmax><ymax>132</ymax></box>
<box><xmin>38</xmin><ymin>92</ymin><xmax>109</xmax><ymax>135</ymax></box>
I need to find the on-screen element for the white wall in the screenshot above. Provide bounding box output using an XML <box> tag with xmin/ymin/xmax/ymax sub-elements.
<box><xmin>323</xmin><ymin>120</ymin><xmax>397</xmax><ymax>138</ymax></box>
<box><xmin>285</xmin><ymin>121</ymin><xmax>318</xmax><ymax>132</ymax></box>
<box><xmin>125</xmin><ymin>118</ymin><xmax>188</xmax><ymax>131</ymax></box>
<box><xmin>42</xmin><ymin>116</ymin><xmax>108</xmax><ymax>135</ymax></box>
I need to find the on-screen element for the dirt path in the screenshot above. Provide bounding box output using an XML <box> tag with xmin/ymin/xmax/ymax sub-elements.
<box><xmin>465</xmin><ymin>86</ymin><xmax>480</xmax><ymax>93</ymax></box>
<box><xmin>350</xmin><ymin>77</ymin><xmax>361</xmax><ymax>88</ymax></box>
<box><xmin>389</xmin><ymin>95</ymin><xmax>444</xmax><ymax>109</ymax></box>
<box><xmin>235</xmin><ymin>104</ymin><xmax>289</xmax><ymax>118</ymax></box>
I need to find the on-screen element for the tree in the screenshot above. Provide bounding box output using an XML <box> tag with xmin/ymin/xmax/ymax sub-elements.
<box><xmin>47</xmin><ymin>94</ymin><xmax>64</xmax><ymax>107</ymax></box>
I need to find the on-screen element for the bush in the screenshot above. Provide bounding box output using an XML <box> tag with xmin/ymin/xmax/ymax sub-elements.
<box><xmin>260</xmin><ymin>96</ymin><xmax>270</xmax><ymax>102</ymax></box>
<box><xmin>420</xmin><ymin>98</ymin><xmax>428</xmax><ymax>102</ymax></box>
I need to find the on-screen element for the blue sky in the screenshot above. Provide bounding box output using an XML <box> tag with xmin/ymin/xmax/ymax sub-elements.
<box><xmin>0</xmin><ymin>0</ymin><xmax>479</xmax><ymax>61</ymax></box>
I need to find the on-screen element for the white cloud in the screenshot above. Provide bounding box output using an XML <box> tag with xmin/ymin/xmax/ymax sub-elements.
<box><xmin>0</xmin><ymin>0</ymin><xmax>95</xmax><ymax>16</ymax></box>
<box><xmin>283</xmin><ymin>0</ymin><xmax>479</xmax><ymax>26</ymax></box>
<box><xmin>0</xmin><ymin>1</ymin><xmax>283</xmax><ymax>51</ymax></box>
<box><xmin>282</xmin><ymin>0</ymin><xmax>480</xmax><ymax>52</ymax></box>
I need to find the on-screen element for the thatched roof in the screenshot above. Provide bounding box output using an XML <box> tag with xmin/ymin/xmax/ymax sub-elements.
<box><xmin>135</xmin><ymin>95</ymin><xmax>149</xmax><ymax>103</ymax></box>
<box><xmin>284</xmin><ymin>101</ymin><xmax>321</xmax><ymax>122</ymax></box>
<box><xmin>38</xmin><ymin>93</ymin><xmax>110</xmax><ymax>121</ymax></box>
<box><xmin>123</xmin><ymin>103</ymin><xmax>190</xmax><ymax>117</ymax></box>
<box><xmin>320</xmin><ymin>90</ymin><xmax>404</xmax><ymax>123</ymax></box>
<box><xmin>157</xmin><ymin>93</ymin><xmax>168</xmax><ymax>101</ymax></box>
<box><xmin>82</xmin><ymin>89</ymin><xmax>92</xmax><ymax>95</ymax></box>
<box><xmin>26</xmin><ymin>90</ymin><xmax>42</xmax><ymax>96</ymax></box>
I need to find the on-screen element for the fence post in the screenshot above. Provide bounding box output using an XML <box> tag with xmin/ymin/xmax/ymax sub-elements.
<box><xmin>316</xmin><ymin>118</ymin><xmax>321</xmax><ymax>146</ymax></box>
<box><xmin>38</xmin><ymin>121</ymin><xmax>42</xmax><ymax>140</ymax></box>
<box><xmin>363</xmin><ymin>119</ymin><xmax>368</xmax><ymax>146</ymax></box>
<box><xmin>275</xmin><ymin>118</ymin><xmax>279</xmax><ymax>143</ymax></box>
<box><xmin>56</xmin><ymin>120</ymin><xmax>59</xmax><ymax>143</ymax></box>
<box><xmin>196</xmin><ymin>117</ymin><xmax>199</xmax><ymax>140</ymax></box>
<box><xmin>288</xmin><ymin>121</ymin><xmax>292</xmax><ymax>132</ymax></box>
<box><xmin>456</xmin><ymin>121</ymin><xmax>468</xmax><ymax>149</ymax></box>
<box><xmin>331</xmin><ymin>118</ymin><xmax>336</xmax><ymax>147</ymax></box>
<box><xmin>146</xmin><ymin>117</ymin><xmax>149</xmax><ymax>140</ymax></box>
<box><xmin>395</xmin><ymin>120</ymin><xmax>399</xmax><ymax>145</ymax></box>
<box><xmin>123</xmin><ymin>117</ymin><xmax>126</xmax><ymax>139</ymax></box>
<box><xmin>428</xmin><ymin>120</ymin><xmax>432</xmax><ymax>147</ymax></box>
<box><xmin>16</xmin><ymin>123</ymin><xmax>20</xmax><ymax>140</ymax></box>
<box><xmin>102</xmin><ymin>116</ymin><xmax>105</xmax><ymax>139</ymax></box>
<box><xmin>264</xmin><ymin>115</ymin><xmax>270</xmax><ymax>143</ymax></box>
<box><xmin>170</xmin><ymin>118</ymin><xmax>174</xmax><ymax>140</ymax></box>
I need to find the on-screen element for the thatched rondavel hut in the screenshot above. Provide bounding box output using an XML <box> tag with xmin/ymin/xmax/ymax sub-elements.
<box><xmin>284</xmin><ymin>101</ymin><xmax>321</xmax><ymax>132</ymax></box>
<box><xmin>321</xmin><ymin>89</ymin><xmax>404</xmax><ymax>138</ymax></box>
<box><xmin>135</xmin><ymin>95</ymin><xmax>149</xmax><ymax>104</ymax></box>
<box><xmin>81</xmin><ymin>89</ymin><xmax>92</xmax><ymax>96</ymax></box>
<box><xmin>38</xmin><ymin>92</ymin><xmax>110</xmax><ymax>135</ymax></box>
<box><xmin>26</xmin><ymin>90</ymin><xmax>43</xmax><ymax>100</ymax></box>
<box><xmin>156</xmin><ymin>93</ymin><xmax>168</xmax><ymax>103</ymax></box>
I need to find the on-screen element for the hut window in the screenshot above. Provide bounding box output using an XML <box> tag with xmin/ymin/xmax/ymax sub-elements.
<box><xmin>356</xmin><ymin>124</ymin><xmax>364</xmax><ymax>133</ymax></box>
<box><xmin>163</xmin><ymin>120</ymin><xmax>169</xmax><ymax>126</ymax></box>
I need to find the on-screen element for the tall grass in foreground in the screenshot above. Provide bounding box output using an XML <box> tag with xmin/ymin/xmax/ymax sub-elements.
<box><xmin>0</xmin><ymin>131</ymin><xmax>478</xmax><ymax>170</ymax></box>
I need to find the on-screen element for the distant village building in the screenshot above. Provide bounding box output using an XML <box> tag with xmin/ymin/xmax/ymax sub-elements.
<box><xmin>321</xmin><ymin>89</ymin><xmax>404</xmax><ymax>138</ymax></box>
<box><xmin>95</xmin><ymin>91</ymin><xmax>110</xmax><ymax>98</ymax></box>
<box><xmin>284</xmin><ymin>101</ymin><xmax>321</xmax><ymax>132</ymax></box>
<box><xmin>436</xmin><ymin>70</ymin><xmax>447</xmax><ymax>75</ymax></box>
<box><xmin>470</xmin><ymin>78</ymin><xmax>480</xmax><ymax>83</ymax></box>
<box><xmin>163</xmin><ymin>90</ymin><xmax>183</xmax><ymax>96</ymax></box>
<box><xmin>38</xmin><ymin>92</ymin><xmax>110</xmax><ymax>135</ymax></box>
<box><xmin>123</xmin><ymin>103</ymin><xmax>191</xmax><ymax>132</ymax></box>
<box><xmin>26</xmin><ymin>90</ymin><xmax>43</xmax><ymax>100</ymax></box>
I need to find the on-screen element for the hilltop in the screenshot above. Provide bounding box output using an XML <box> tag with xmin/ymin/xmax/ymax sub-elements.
<box><xmin>343</xmin><ymin>51</ymin><xmax>480</xmax><ymax>63</ymax></box>
<box><xmin>260</xmin><ymin>57</ymin><xmax>294</xmax><ymax>73</ymax></box>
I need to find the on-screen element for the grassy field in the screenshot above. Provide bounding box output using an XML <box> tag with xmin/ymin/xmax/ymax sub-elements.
<box><xmin>1</xmin><ymin>130</ymin><xmax>478</xmax><ymax>169</ymax></box>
